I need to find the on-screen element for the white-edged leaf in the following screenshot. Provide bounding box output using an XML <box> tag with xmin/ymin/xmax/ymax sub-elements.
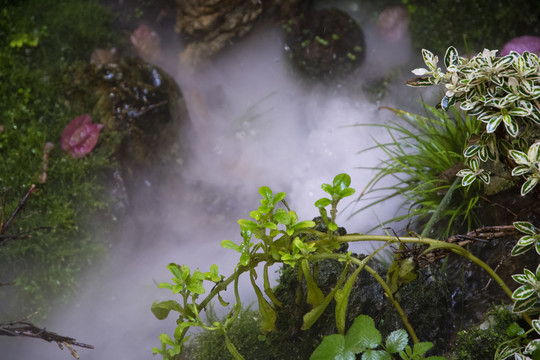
<box><xmin>512</xmin><ymin>285</ymin><xmax>535</xmax><ymax>300</ymax></box>
<box><xmin>461</xmin><ymin>173</ymin><xmax>477</xmax><ymax>186</ymax></box>
<box><xmin>463</xmin><ymin>145</ymin><xmax>480</xmax><ymax>158</ymax></box>
<box><xmin>528</xmin><ymin>143</ymin><xmax>540</xmax><ymax>162</ymax></box>
<box><xmin>477</xmin><ymin>171</ymin><xmax>490</xmax><ymax>184</ymax></box>
<box><xmin>513</xmin><ymin>296</ymin><xmax>537</xmax><ymax>312</ymax></box>
<box><xmin>533</xmin><ymin>319</ymin><xmax>540</xmax><ymax>335</ymax></box>
<box><xmin>504</xmin><ymin>117</ymin><xmax>519</xmax><ymax>137</ymax></box>
<box><xmin>486</xmin><ymin>115</ymin><xmax>503</xmax><ymax>133</ymax></box>
<box><xmin>512</xmin><ymin>242</ymin><xmax>535</xmax><ymax>256</ymax></box>
<box><xmin>412</xmin><ymin>68</ymin><xmax>430</xmax><ymax>76</ymax></box>
<box><xmin>509</xmin><ymin>150</ymin><xmax>529</xmax><ymax>164</ymax></box>
<box><xmin>514</xmin><ymin>221</ymin><xmax>538</xmax><ymax>235</ymax></box>
<box><xmin>521</xmin><ymin>177</ymin><xmax>539</xmax><ymax>195</ymax></box>
<box><xmin>512</xmin><ymin>165</ymin><xmax>533</xmax><ymax>176</ymax></box>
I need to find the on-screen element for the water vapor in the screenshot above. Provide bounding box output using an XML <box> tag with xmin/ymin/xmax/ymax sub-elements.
<box><xmin>1</xmin><ymin>5</ymin><xmax>428</xmax><ymax>359</ymax></box>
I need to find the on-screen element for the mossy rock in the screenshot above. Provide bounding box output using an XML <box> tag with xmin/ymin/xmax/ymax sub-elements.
<box><xmin>284</xmin><ymin>8</ymin><xmax>365</xmax><ymax>82</ymax></box>
<box><xmin>72</xmin><ymin>57</ymin><xmax>191</xmax><ymax>195</ymax></box>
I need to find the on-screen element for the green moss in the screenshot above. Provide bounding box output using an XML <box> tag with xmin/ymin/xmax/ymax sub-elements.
<box><xmin>449</xmin><ymin>306</ymin><xmax>521</xmax><ymax>360</ymax></box>
<box><xmin>180</xmin><ymin>306</ymin><xmax>275</xmax><ymax>360</ymax></box>
<box><xmin>406</xmin><ymin>0</ymin><xmax>540</xmax><ymax>55</ymax></box>
<box><xmin>0</xmin><ymin>0</ymin><xmax>121</xmax><ymax>318</ymax></box>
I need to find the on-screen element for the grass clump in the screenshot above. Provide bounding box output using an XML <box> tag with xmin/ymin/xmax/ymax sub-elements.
<box><xmin>353</xmin><ymin>104</ymin><xmax>482</xmax><ymax>238</ymax></box>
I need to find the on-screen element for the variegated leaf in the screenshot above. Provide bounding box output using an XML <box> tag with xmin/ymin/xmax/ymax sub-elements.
<box><xmin>405</xmin><ymin>77</ymin><xmax>435</xmax><ymax>87</ymax></box>
<box><xmin>460</xmin><ymin>173</ymin><xmax>477</xmax><ymax>186</ymax></box>
<box><xmin>517</xmin><ymin>235</ymin><xmax>536</xmax><ymax>247</ymax></box>
<box><xmin>512</xmin><ymin>273</ymin><xmax>531</xmax><ymax>284</ymax></box>
<box><xmin>521</xmin><ymin>177</ymin><xmax>539</xmax><ymax>195</ymax></box>
<box><xmin>533</xmin><ymin>319</ymin><xmax>540</xmax><ymax>335</ymax></box>
<box><xmin>444</xmin><ymin>46</ymin><xmax>459</xmax><ymax>69</ymax></box>
<box><xmin>468</xmin><ymin>157</ymin><xmax>480</xmax><ymax>172</ymax></box>
<box><xmin>512</xmin><ymin>242</ymin><xmax>535</xmax><ymax>256</ymax></box>
<box><xmin>513</xmin><ymin>221</ymin><xmax>538</xmax><ymax>235</ymax></box>
<box><xmin>422</xmin><ymin>49</ymin><xmax>438</xmax><ymax>71</ymax></box>
<box><xmin>527</xmin><ymin>143</ymin><xmax>540</xmax><ymax>162</ymax></box>
<box><xmin>463</xmin><ymin>144</ymin><xmax>480</xmax><ymax>158</ymax></box>
<box><xmin>486</xmin><ymin>115</ymin><xmax>503</xmax><ymax>133</ymax></box>
<box><xmin>504</xmin><ymin>117</ymin><xmax>519</xmax><ymax>137</ymax></box>
<box><xmin>512</xmin><ymin>165</ymin><xmax>533</xmax><ymax>176</ymax></box>
<box><xmin>512</xmin><ymin>284</ymin><xmax>535</xmax><ymax>300</ymax></box>
<box><xmin>477</xmin><ymin>171</ymin><xmax>490</xmax><ymax>184</ymax></box>
<box><xmin>513</xmin><ymin>296</ymin><xmax>537</xmax><ymax>312</ymax></box>
<box><xmin>509</xmin><ymin>150</ymin><xmax>530</xmax><ymax>164</ymax></box>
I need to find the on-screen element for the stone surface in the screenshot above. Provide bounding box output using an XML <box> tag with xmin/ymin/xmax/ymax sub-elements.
<box><xmin>284</xmin><ymin>8</ymin><xmax>365</xmax><ymax>82</ymax></box>
<box><xmin>176</xmin><ymin>0</ymin><xmax>309</xmax><ymax>67</ymax></box>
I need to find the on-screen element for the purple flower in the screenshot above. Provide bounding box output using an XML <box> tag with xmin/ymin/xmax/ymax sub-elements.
<box><xmin>61</xmin><ymin>114</ymin><xmax>104</xmax><ymax>158</ymax></box>
<box><xmin>500</xmin><ymin>35</ymin><xmax>540</xmax><ymax>56</ymax></box>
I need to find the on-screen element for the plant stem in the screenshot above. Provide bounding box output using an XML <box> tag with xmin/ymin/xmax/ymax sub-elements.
<box><xmin>421</xmin><ymin>177</ymin><xmax>460</xmax><ymax>237</ymax></box>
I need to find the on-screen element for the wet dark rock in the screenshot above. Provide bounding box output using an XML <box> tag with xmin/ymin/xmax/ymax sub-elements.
<box><xmin>284</xmin><ymin>8</ymin><xmax>365</xmax><ymax>82</ymax></box>
<box><xmin>176</xmin><ymin>0</ymin><xmax>309</xmax><ymax>67</ymax></box>
<box><xmin>74</xmin><ymin>57</ymin><xmax>191</xmax><ymax>209</ymax></box>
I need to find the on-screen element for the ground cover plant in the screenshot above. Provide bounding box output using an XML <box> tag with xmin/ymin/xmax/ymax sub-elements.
<box><xmin>0</xmin><ymin>0</ymin><xmax>120</xmax><ymax>319</ymax></box>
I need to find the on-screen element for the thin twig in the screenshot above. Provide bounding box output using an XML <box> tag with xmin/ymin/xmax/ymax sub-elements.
<box><xmin>0</xmin><ymin>184</ymin><xmax>38</xmax><ymax>235</ymax></box>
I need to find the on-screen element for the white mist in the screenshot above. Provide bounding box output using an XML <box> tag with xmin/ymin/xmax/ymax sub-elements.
<box><xmin>0</xmin><ymin>6</ymin><xmax>429</xmax><ymax>359</ymax></box>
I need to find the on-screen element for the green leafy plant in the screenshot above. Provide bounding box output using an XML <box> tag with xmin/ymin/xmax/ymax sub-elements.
<box><xmin>494</xmin><ymin>221</ymin><xmax>540</xmax><ymax>359</ymax></box>
<box><xmin>353</xmin><ymin>104</ymin><xmax>481</xmax><ymax>237</ymax></box>
<box><xmin>310</xmin><ymin>314</ymin><xmax>445</xmax><ymax>360</ymax></box>
<box><xmin>152</xmin><ymin>174</ymin><xmax>522</xmax><ymax>359</ymax></box>
<box><xmin>406</xmin><ymin>46</ymin><xmax>540</xmax><ymax>196</ymax></box>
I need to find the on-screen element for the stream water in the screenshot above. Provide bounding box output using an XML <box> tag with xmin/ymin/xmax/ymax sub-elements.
<box><xmin>1</xmin><ymin>4</ymin><xmax>430</xmax><ymax>359</ymax></box>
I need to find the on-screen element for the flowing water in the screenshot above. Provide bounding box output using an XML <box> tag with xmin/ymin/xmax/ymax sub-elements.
<box><xmin>1</xmin><ymin>4</ymin><xmax>431</xmax><ymax>359</ymax></box>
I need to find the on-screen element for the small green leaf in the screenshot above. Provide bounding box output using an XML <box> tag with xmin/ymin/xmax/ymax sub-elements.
<box><xmin>259</xmin><ymin>186</ymin><xmax>273</xmax><ymax>200</ymax></box>
<box><xmin>310</xmin><ymin>334</ymin><xmax>354</xmax><ymax>360</ymax></box>
<box><xmin>362</xmin><ymin>349</ymin><xmax>392</xmax><ymax>360</ymax></box>
<box><xmin>274</xmin><ymin>209</ymin><xmax>290</xmax><ymax>225</ymax></box>
<box><xmin>335</xmin><ymin>264</ymin><xmax>360</xmax><ymax>335</ymax></box>
<box><xmin>345</xmin><ymin>315</ymin><xmax>382</xmax><ymax>352</ymax></box>
<box><xmin>413</xmin><ymin>342</ymin><xmax>434</xmax><ymax>356</ymax></box>
<box><xmin>340</xmin><ymin>187</ymin><xmax>356</xmax><ymax>198</ymax></box>
<box><xmin>385</xmin><ymin>329</ymin><xmax>408</xmax><ymax>353</ymax></box>
<box><xmin>328</xmin><ymin>222</ymin><xmax>338</xmax><ymax>231</ymax></box>
<box><xmin>321</xmin><ymin>183</ymin><xmax>333</xmax><ymax>194</ymax></box>
<box><xmin>333</xmin><ymin>173</ymin><xmax>352</xmax><ymax>192</ymax></box>
<box><xmin>222</xmin><ymin>240</ymin><xmax>240</xmax><ymax>251</ymax></box>
<box><xmin>315</xmin><ymin>197</ymin><xmax>332</xmax><ymax>208</ymax></box>
<box><xmin>240</xmin><ymin>251</ymin><xmax>251</xmax><ymax>266</ymax></box>
<box><xmin>151</xmin><ymin>300</ymin><xmax>183</xmax><ymax>320</ymax></box>
<box><xmin>273</xmin><ymin>192</ymin><xmax>286</xmax><ymax>204</ymax></box>
<box><xmin>301</xmin><ymin>259</ymin><xmax>325</xmax><ymax>307</ymax></box>
<box><xmin>293</xmin><ymin>220</ymin><xmax>316</xmax><ymax>230</ymax></box>
<box><xmin>250</xmin><ymin>273</ymin><xmax>276</xmax><ymax>332</ymax></box>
